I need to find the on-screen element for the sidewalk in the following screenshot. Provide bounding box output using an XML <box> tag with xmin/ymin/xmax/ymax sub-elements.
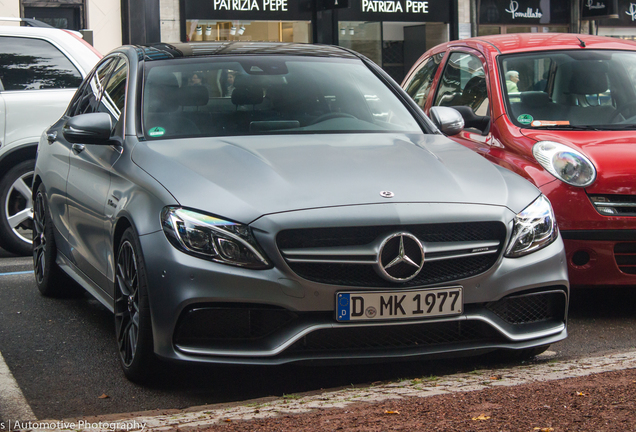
<box><xmin>16</xmin><ymin>350</ymin><xmax>636</xmax><ymax>431</ymax></box>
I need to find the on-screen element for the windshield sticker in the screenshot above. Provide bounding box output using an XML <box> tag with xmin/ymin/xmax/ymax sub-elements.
<box><xmin>148</xmin><ymin>127</ymin><xmax>166</xmax><ymax>137</ymax></box>
<box><xmin>531</xmin><ymin>120</ymin><xmax>570</xmax><ymax>127</ymax></box>
<box><xmin>517</xmin><ymin>114</ymin><xmax>533</xmax><ymax>125</ymax></box>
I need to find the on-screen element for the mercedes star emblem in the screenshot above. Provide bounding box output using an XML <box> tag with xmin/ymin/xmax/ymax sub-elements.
<box><xmin>380</xmin><ymin>191</ymin><xmax>394</xmax><ymax>198</ymax></box>
<box><xmin>376</xmin><ymin>233</ymin><xmax>425</xmax><ymax>282</ymax></box>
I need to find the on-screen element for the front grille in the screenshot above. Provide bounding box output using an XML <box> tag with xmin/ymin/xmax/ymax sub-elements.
<box><xmin>174</xmin><ymin>304</ymin><xmax>297</xmax><ymax>345</ymax></box>
<box><xmin>486</xmin><ymin>290</ymin><xmax>567</xmax><ymax>325</ymax></box>
<box><xmin>589</xmin><ymin>194</ymin><xmax>636</xmax><ymax>217</ymax></box>
<box><xmin>277</xmin><ymin>222</ymin><xmax>505</xmax><ymax>249</ymax></box>
<box><xmin>288</xmin><ymin>255</ymin><xmax>498</xmax><ymax>287</ymax></box>
<box><xmin>615</xmin><ymin>243</ymin><xmax>636</xmax><ymax>274</ymax></box>
<box><xmin>277</xmin><ymin>222</ymin><xmax>506</xmax><ymax>287</ymax></box>
<box><xmin>288</xmin><ymin>320</ymin><xmax>500</xmax><ymax>354</ymax></box>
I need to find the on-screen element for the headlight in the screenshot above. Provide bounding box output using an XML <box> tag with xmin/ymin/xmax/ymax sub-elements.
<box><xmin>161</xmin><ymin>207</ymin><xmax>271</xmax><ymax>269</ymax></box>
<box><xmin>532</xmin><ymin>141</ymin><xmax>596</xmax><ymax>187</ymax></box>
<box><xmin>505</xmin><ymin>195</ymin><xmax>558</xmax><ymax>258</ymax></box>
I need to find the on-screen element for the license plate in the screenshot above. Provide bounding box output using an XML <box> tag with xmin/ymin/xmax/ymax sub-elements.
<box><xmin>336</xmin><ymin>287</ymin><xmax>463</xmax><ymax>322</ymax></box>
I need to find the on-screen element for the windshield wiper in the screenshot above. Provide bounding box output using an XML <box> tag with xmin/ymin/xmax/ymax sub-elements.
<box><xmin>527</xmin><ymin>124</ymin><xmax>608</xmax><ymax>131</ymax></box>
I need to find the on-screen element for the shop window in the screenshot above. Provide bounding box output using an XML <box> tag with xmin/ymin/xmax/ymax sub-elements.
<box><xmin>186</xmin><ymin>20</ymin><xmax>311</xmax><ymax>43</ymax></box>
<box><xmin>338</xmin><ymin>22</ymin><xmax>382</xmax><ymax>67</ymax></box>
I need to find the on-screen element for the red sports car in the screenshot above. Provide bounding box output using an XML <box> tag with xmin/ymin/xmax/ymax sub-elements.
<box><xmin>402</xmin><ymin>33</ymin><xmax>636</xmax><ymax>288</ymax></box>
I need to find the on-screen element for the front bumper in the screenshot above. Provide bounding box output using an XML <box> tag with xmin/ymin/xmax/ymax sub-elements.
<box><xmin>139</xmin><ymin>203</ymin><xmax>569</xmax><ymax>365</ymax></box>
<box><xmin>561</xmin><ymin>230</ymin><xmax>636</xmax><ymax>287</ymax></box>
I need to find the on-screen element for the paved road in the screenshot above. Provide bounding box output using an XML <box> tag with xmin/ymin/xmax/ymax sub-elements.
<box><xmin>1</xmin><ymin>248</ymin><xmax>636</xmax><ymax>421</ymax></box>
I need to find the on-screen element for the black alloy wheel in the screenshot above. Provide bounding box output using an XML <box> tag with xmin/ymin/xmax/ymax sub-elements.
<box><xmin>115</xmin><ymin>238</ymin><xmax>140</xmax><ymax>368</ymax></box>
<box><xmin>33</xmin><ymin>191</ymin><xmax>47</xmax><ymax>285</ymax></box>
<box><xmin>32</xmin><ymin>183</ymin><xmax>78</xmax><ymax>297</ymax></box>
<box><xmin>114</xmin><ymin>228</ymin><xmax>155</xmax><ymax>381</ymax></box>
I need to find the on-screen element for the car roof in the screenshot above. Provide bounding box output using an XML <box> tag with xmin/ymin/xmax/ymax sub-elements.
<box><xmin>462</xmin><ymin>33</ymin><xmax>636</xmax><ymax>54</ymax></box>
<box><xmin>132</xmin><ymin>42</ymin><xmax>360</xmax><ymax>61</ymax></box>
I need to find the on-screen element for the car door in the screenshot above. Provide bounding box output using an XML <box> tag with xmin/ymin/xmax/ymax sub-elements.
<box><xmin>64</xmin><ymin>56</ymin><xmax>127</xmax><ymax>293</ymax></box>
<box><xmin>427</xmin><ymin>49</ymin><xmax>494</xmax><ymax>157</ymax></box>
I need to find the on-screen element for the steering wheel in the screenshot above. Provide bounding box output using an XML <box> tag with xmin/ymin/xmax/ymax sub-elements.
<box><xmin>309</xmin><ymin>112</ymin><xmax>357</xmax><ymax>125</ymax></box>
<box><xmin>608</xmin><ymin>100</ymin><xmax>636</xmax><ymax>123</ymax></box>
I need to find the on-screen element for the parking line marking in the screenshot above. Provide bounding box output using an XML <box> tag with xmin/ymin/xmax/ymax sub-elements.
<box><xmin>0</xmin><ymin>270</ymin><xmax>34</xmax><ymax>276</ymax></box>
<box><xmin>0</xmin><ymin>350</ymin><xmax>36</xmax><ymax>421</ymax></box>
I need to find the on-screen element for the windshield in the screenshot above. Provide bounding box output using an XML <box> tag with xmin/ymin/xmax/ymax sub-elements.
<box><xmin>142</xmin><ymin>56</ymin><xmax>422</xmax><ymax>139</ymax></box>
<box><xmin>500</xmin><ymin>50</ymin><xmax>636</xmax><ymax>130</ymax></box>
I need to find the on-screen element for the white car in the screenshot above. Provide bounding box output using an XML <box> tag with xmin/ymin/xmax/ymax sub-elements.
<box><xmin>0</xmin><ymin>20</ymin><xmax>100</xmax><ymax>254</ymax></box>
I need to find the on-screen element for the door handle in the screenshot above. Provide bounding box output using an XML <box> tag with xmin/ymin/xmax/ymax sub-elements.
<box><xmin>46</xmin><ymin>131</ymin><xmax>57</xmax><ymax>144</ymax></box>
<box><xmin>72</xmin><ymin>143</ymin><xmax>85</xmax><ymax>154</ymax></box>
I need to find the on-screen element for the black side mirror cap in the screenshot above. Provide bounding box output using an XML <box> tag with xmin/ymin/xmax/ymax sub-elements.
<box><xmin>63</xmin><ymin>113</ymin><xmax>113</xmax><ymax>145</ymax></box>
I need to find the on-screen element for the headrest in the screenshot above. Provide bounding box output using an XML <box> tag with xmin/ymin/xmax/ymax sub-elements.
<box><xmin>231</xmin><ymin>75</ymin><xmax>263</xmax><ymax>106</ymax></box>
<box><xmin>146</xmin><ymin>71</ymin><xmax>179</xmax><ymax>88</ymax></box>
<box><xmin>520</xmin><ymin>91</ymin><xmax>550</xmax><ymax>107</ymax></box>
<box><xmin>569</xmin><ymin>62</ymin><xmax>609</xmax><ymax>95</ymax></box>
<box><xmin>180</xmin><ymin>85</ymin><xmax>209</xmax><ymax>106</ymax></box>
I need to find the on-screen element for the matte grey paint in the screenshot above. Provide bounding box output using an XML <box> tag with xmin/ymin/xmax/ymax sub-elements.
<box><xmin>34</xmin><ymin>44</ymin><xmax>569</xmax><ymax>369</ymax></box>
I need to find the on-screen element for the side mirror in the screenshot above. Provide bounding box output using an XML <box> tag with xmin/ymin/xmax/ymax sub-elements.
<box><xmin>63</xmin><ymin>113</ymin><xmax>113</xmax><ymax>144</ymax></box>
<box><xmin>429</xmin><ymin>106</ymin><xmax>464</xmax><ymax>136</ymax></box>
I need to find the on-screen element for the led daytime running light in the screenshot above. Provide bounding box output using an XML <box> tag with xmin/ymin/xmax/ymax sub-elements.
<box><xmin>162</xmin><ymin>207</ymin><xmax>270</xmax><ymax>268</ymax></box>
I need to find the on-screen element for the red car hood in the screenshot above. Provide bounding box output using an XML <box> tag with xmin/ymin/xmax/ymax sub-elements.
<box><xmin>520</xmin><ymin>129</ymin><xmax>636</xmax><ymax>195</ymax></box>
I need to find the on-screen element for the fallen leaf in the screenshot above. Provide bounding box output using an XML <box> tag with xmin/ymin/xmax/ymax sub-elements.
<box><xmin>98</xmin><ymin>393</ymin><xmax>109</xmax><ymax>399</ymax></box>
<box><xmin>384</xmin><ymin>410</ymin><xmax>400</xmax><ymax>415</ymax></box>
<box><xmin>489</xmin><ymin>375</ymin><xmax>502</xmax><ymax>380</ymax></box>
<box><xmin>533</xmin><ymin>428</ymin><xmax>554</xmax><ymax>432</ymax></box>
<box><xmin>576</xmin><ymin>391</ymin><xmax>589</xmax><ymax>397</ymax></box>
<box><xmin>472</xmin><ymin>414</ymin><xmax>490</xmax><ymax>421</ymax></box>
<box><xmin>223</xmin><ymin>419</ymin><xmax>232</xmax><ymax>423</ymax></box>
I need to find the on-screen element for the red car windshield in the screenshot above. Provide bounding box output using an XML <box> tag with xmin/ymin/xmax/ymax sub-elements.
<box><xmin>500</xmin><ymin>50</ymin><xmax>636</xmax><ymax>129</ymax></box>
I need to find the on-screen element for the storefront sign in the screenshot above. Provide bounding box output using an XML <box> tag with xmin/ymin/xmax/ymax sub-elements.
<box><xmin>479</xmin><ymin>0</ymin><xmax>570</xmax><ymax>24</ymax></box>
<box><xmin>339</xmin><ymin>0</ymin><xmax>449</xmax><ymax>21</ymax></box>
<box><xmin>581</xmin><ymin>0</ymin><xmax>619</xmax><ymax>19</ymax></box>
<box><xmin>184</xmin><ymin>0</ymin><xmax>311</xmax><ymax>20</ymax></box>
<box><xmin>504</xmin><ymin>1</ymin><xmax>542</xmax><ymax>19</ymax></box>
<box><xmin>598</xmin><ymin>0</ymin><xmax>636</xmax><ymax>24</ymax></box>
<box><xmin>626</xmin><ymin>2</ymin><xmax>636</xmax><ymax>20</ymax></box>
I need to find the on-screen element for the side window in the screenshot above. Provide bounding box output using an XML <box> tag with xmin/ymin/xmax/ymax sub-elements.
<box><xmin>404</xmin><ymin>53</ymin><xmax>444</xmax><ymax>109</ymax></box>
<box><xmin>0</xmin><ymin>36</ymin><xmax>82</xmax><ymax>91</ymax></box>
<box><xmin>99</xmin><ymin>59</ymin><xmax>128</xmax><ymax>124</ymax></box>
<box><xmin>434</xmin><ymin>52</ymin><xmax>489</xmax><ymax>116</ymax></box>
<box><xmin>69</xmin><ymin>58</ymin><xmax>116</xmax><ymax>117</ymax></box>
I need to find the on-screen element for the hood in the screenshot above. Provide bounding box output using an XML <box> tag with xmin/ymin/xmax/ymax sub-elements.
<box><xmin>132</xmin><ymin>133</ymin><xmax>539</xmax><ymax>223</ymax></box>
<box><xmin>520</xmin><ymin>129</ymin><xmax>636</xmax><ymax>195</ymax></box>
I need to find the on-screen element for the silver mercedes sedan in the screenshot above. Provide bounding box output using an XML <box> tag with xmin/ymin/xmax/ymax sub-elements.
<box><xmin>33</xmin><ymin>42</ymin><xmax>569</xmax><ymax>382</ymax></box>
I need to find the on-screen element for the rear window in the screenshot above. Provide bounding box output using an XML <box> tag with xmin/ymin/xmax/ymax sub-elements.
<box><xmin>142</xmin><ymin>56</ymin><xmax>422</xmax><ymax>139</ymax></box>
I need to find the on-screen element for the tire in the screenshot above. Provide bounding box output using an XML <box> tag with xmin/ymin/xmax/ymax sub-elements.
<box><xmin>33</xmin><ymin>183</ymin><xmax>80</xmax><ymax>297</ymax></box>
<box><xmin>0</xmin><ymin>160</ymin><xmax>35</xmax><ymax>255</ymax></box>
<box><xmin>114</xmin><ymin>228</ymin><xmax>157</xmax><ymax>382</ymax></box>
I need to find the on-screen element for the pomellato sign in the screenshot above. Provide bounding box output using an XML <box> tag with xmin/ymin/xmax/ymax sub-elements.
<box><xmin>504</xmin><ymin>0</ymin><xmax>542</xmax><ymax>19</ymax></box>
<box><xmin>581</xmin><ymin>0</ymin><xmax>619</xmax><ymax>19</ymax></box>
<box><xmin>479</xmin><ymin>0</ymin><xmax>570</xmax><ymax>24</ymax></box>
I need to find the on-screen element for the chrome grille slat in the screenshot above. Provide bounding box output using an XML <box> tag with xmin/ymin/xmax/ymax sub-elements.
<box><xmin>589</xmin><ymin>194</ymin><xmax>636</xmax><ymax>216</ymax></box>
<box><xmin>281</xmin><ymin>240</ymin><xmax>501</xmax><ymax>264</ymax></box>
